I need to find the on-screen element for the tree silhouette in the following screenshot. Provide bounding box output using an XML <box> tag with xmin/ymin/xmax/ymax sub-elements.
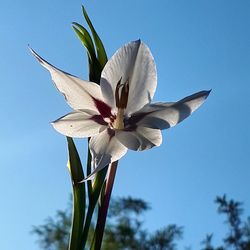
<box><xmin>32</xmin><ymin>196</ymin><xmax>182</xmax><ymax>250</ymax></box>
<box><xmin>32</xmin><ymin>195</ymin><xmax>250</xmax><ymax>250</ymax></box>
<box><xmin>201</xmin><ymin>195</ymin><xmax>250</xmax><ymax>250</ymax></box>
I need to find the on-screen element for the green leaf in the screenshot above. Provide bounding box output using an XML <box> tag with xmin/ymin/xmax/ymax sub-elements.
<box><xmin>67</xmin><ymin>137</ymin><xmax>86</xmax><ymax>250</ymax></box>
<box><xmin>70</xmin><ymin>8</ymin><xmax>110</xmax><ymax>248</ymax></box>
<box><xmin>80</xmin><ymin>166</ymin><xmax>108</xmax><ymax>249</ymax></box>
<box><xmin>87</xmin><ymin>52</ymin><xmax>102</xmax><ymax>83</ymax></box>
<box><xmin>72</xmin><ymin>24</ymin><xmax>102</xmax><ymax>83</ymax></box>
<box><xmin>72</xmin><ymin>23</ymin><xmax>96</xmax><ymax>63</ymax></box>
<box><xmin>82</xmin><ymin>6</ymin><xmax>108</xmax><ymax>68</ymax></box>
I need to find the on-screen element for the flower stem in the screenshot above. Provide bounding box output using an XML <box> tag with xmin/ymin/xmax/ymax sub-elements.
<box><xmin>90</xmin><ymin>161</ymin><xmax>118</xmax><ymax>250</ymax></box>
<box><xmin>80</xmin><ymin>166</ymin><xmax>108</xmax><ymax>249</ymax></box>
<box><xmin>80</xmin><ymin>203</ymin><xmax>95</xmax><ymax>248</ymax></box>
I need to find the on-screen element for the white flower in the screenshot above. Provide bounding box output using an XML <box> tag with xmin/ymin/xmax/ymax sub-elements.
<box><xmin>31</xmin><ymin>40</ymin><xmax>210</xmax><ymax>180</ymax></box>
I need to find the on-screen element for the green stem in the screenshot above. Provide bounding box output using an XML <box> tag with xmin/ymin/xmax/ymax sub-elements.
<box><xmin>68</xmin><ymin>183</ymin><xmax>86</xmax><ymax>250</ymax></box>
<box><xmin>80</xmin><ymin>203</ymin><xmax>95</xmax><ymax>248</ymax></box>
<box><xmin>80</xmin><ymin>167</ymin><xmax>108</xmax><ymax>249</ymax></box>
<box><xmin>91</xmin><ymin>161</ymin><xmax>118</xmax><ymax>250</ymax></box>
<box><xmin>86</xmin><ymin>143</ymin><xmax>93</xmax><ymax>198</ymax></box>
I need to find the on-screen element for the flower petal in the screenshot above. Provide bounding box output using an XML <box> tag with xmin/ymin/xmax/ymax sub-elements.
<box><xmin>116</xmin><ymin>127</ymin><xmax>162</xmax><ymax>151</ymax></box>
<box><xmin>100</xmin><ymin>40</ymin><xmax>157</xmax><ymax>114</ymax></box>
<box><xmin>30</xmin><ymin>48</ymin><xmax>104</xmax><ymax>111</ymax></box>
<box><xmin>82</xmin><ymin>129</ymin><xmax>128</xmax><ymax>181</ymax></box>
<box><xmin>130</xmin><ymin>90</ymin><xmax>211</xmax><ymax>129</ymax></box>
<box><xmin>52</xmin><ymin>110</ymin><xmax>107</xmax><ymax>138</ymax></box>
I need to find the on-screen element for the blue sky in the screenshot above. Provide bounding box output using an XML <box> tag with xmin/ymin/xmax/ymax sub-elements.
<box><xmin>1</xmin><ymin>0</ymin><xmax>249</xmax><ymax>249</ymax></box>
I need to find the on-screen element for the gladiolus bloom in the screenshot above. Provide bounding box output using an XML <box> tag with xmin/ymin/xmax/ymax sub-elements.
<box><xmin>31</xmin><ymin>40</ymin><xmax>210</xmax><ymax>180</ymax></box>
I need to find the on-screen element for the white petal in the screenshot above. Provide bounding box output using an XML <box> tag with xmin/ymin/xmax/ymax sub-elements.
<box><xmin>30</xmin><ymin>48</ymin><xmax>104</xmax><ymax>111</ymax></box>
<box><xmin>100</xmin><ymin>40</ymin><xmax>157</xmax><ymax>113</ymax></box>
<box><xmin>116</xmin><ymin>127</ymin><xmax>162</xmax><ymax>151</ymax></box>
<box><xmin>81</xmin><ymin>129</ymin><xmax>128</xmax><ymax>181</ymax></box>
<box><xmin>52</xmin><ymin>110</ymin><xmax>107</xmax><ymax>138</ymax></box>
<box><xmin>131</xmin><ymin>90</ymin><xmax>211</xmax><ymax>129</ymax></box>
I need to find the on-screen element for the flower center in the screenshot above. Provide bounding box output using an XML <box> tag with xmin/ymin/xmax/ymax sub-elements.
<box><xmin>112</xmin><ymin>78</ymin><xmax>129</xmax><ymax>130</ymax></box>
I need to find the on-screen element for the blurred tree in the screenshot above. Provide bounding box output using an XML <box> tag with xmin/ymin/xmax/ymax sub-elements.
<box><xmin>32</xmin><ymin>196</ymin><xmax>183</xmax><ymax>250</ymax></box>
<box><xmin>201</xmin><ymin>234</ymin><xmax>224</xmax><ymax>250</ymax></box>
<box><xmin>32</xmin><ymin>195</ymin><xmax>250</xmax><ymax>250</ymax></box>
<box><xmin>103</xmin><ymin>197</ymin><xmax>183</xmax><ymax>250</ymax></box>
<box><xmin>201</xmin><ymin>195</ymin><xmax>250</xmax><ymax>250</ymax></box>
<box><xmin>32</xmin><ymin>201</ymin><xmax>71</xmax><ymax>250</ymax></box>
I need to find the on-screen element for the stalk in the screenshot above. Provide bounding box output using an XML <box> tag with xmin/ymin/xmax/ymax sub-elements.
<box><xmin>90</xmin><ymin>161</ymin><xmax>118</xmax><ymax>249</ymax></box>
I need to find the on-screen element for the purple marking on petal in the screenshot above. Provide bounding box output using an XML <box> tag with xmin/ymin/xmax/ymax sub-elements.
<box><xmin>91</xmin><ymin>115</ymin><xmax>108</xmax><ymax>125</ymax></box>
<box><xmin>123</xmin><ymin>125</ymin><xmax>137</xmax><ymax>132</ymax></box>
<box><xmin>93</xmin><ymin>98</ymin><xmax>112</xmax><ymax>118</ymax></box>
<box><xmin>126</xmin><ymin>113</ymin><xmax>148</xmax><ymax>126</ymax></box>
<box><xmin>107</xmin><ymin>128</ymin><xmax>115</xmax><ymax>141</ymax></box>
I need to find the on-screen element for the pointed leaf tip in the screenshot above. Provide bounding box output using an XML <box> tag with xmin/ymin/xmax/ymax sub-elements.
<box><xmin>72</xmin><ymin>23</ymin><xmax>96</xmax><ymax>62</ymax></box>
<box><xmin>82</xmin><ymin>6</ymin><xmax>108</xmax><ymax>68</ymax></box>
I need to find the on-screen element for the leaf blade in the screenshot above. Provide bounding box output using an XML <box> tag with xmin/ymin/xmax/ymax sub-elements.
<box><xmin>82</xmin><ymin>6</ymin><xmax>108</xmax><ymax>68</ymax></box>
<box><xmin>67</xmin><ymin>137</ymin><xmax>86</xmax><ymax>250</ymax></box>
<box><xmin>72</xmin><ymin>24</ymin><xmax>95</xmax><ymax>63</ymax></box>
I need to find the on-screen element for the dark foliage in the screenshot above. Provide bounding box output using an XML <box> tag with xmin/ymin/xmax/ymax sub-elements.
<box><xmin>32</xmin><ymin>195</ymin><xmax>250</xmax><ymax>250</ymax></box>
<box><xmin>201</xmin><ymin>195</ymin><xmax>250</xmax><ymax>250</ymax></box>
<box><xmin>32</xmin><ymin>209</ymin><xmax>71</xmax><ymax>250</ymax></box>
<box><xmin>32</xmin><ymin>196</ymin><xmax>182</xmax><ymax>250</ymax></box>
<box><xmin>103</xmin><ymin>196</ymin><xmax>182</xmax><ymax>250</ymax></box>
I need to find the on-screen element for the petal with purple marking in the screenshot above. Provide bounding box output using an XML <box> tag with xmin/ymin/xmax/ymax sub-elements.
<box><xmin>52</xmin><ymin>110</ymin><xmax>107</xmax><ymax>138</ymax></box>
<box><xmin>130</xmin><ymin>90</ymin><xmax>211</xmax><ymax>129</ymax></box>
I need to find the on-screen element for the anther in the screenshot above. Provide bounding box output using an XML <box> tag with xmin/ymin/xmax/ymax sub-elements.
<box><xmin>115</xmin><ymin>78</ymin><xmax>129</xmax><ymax>109</ymax></box>
<box><xmin>119</xmin><ymin>79</ymin><xmax>129</xmax><ymax>108</ymax></box>
<box><xmin>115</xmin><ymin>77</ymin><xmax>122</xmax><ymax>108</ymax></box>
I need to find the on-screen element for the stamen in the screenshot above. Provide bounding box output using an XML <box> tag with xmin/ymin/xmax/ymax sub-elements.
<box><xmin>113</xmin><ymin>77</ymin><xmax>130</xmax><ymax>129</ymax></box>
<box><xmin>115</xmin><ymin>78</ymin><xmax>129</xmax><ymax>108</ymax></box>
<box><xmin>115</xmin><ymin>77</ymin><xmax>122</xmax><ymax>108</ymax></box>
<box><xmin>119</xmin><ymin>79</ymin><xmax>129</xmax><ymax>108</ymax></box>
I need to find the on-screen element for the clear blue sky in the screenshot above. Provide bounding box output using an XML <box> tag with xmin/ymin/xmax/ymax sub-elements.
<box><xmin>1</xmin><ymin>0</ymin><xmax>249</xmax><ymax>249</ymax></box>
